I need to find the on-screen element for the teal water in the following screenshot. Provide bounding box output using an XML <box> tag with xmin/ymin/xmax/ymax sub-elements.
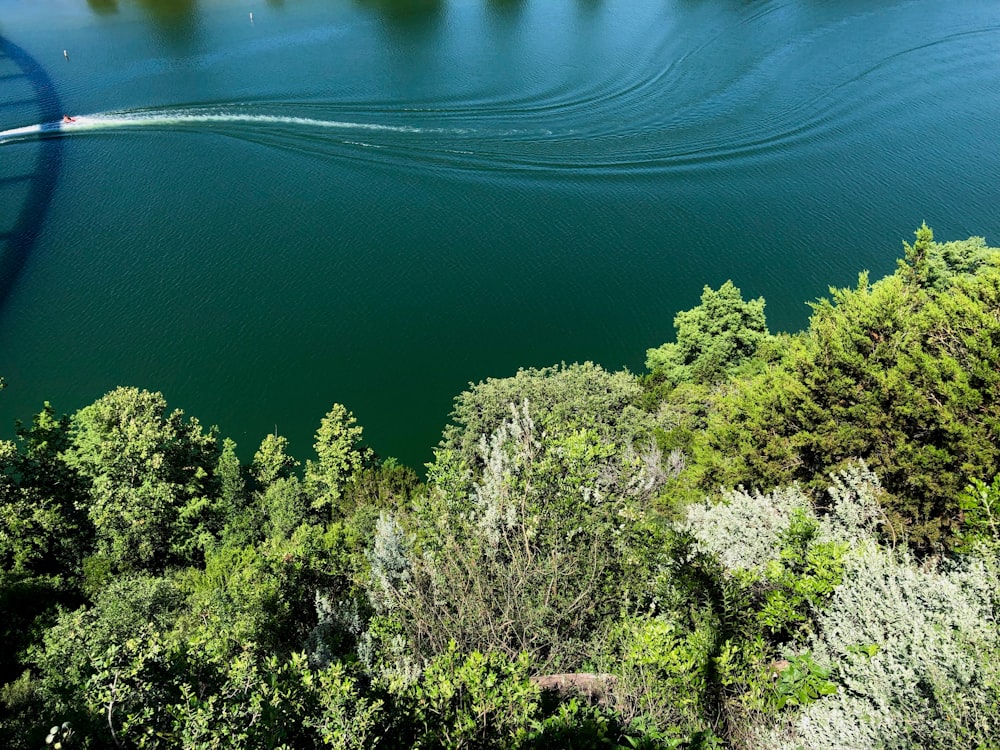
<box><xmin>1</xmin><ymin>0</ymin><xmax>999</xmax><ymax>468</ymax></box>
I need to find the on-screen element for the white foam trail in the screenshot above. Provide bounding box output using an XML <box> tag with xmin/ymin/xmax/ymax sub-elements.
<box><xmin>0</xmin><ymin>122</ymin><xmax>51</xmax><ymax>141</ymax></box>
<box><xmin>0</xmin><ymin>112</ymin><xmax>459</xmax><ymax>144</ymax></box>
<box><xmin>0</xmin><ymin>116</ymin><xmax>130</xmax><ymax>143</ymax></box>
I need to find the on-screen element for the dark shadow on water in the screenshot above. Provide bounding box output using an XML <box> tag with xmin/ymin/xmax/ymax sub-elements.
<box><xmin>86</xmin><ymin>0</ymin><xmax>120</xmax><ymax>15</ymax></box>
<box><xmin>354</xmin><ymin>0</ymin><xmax>444</xmax><ymax>30</ymax></box>
<box><xmin>133</xmin><ymin>0</ymin><xmax>199</xmax><ymax>44</ymax></box>
<box><xmin>488</xmin><ymin>0</ymin><xmax>526</xmax><ymax>12</ymax></box>
<box><xmin>0</xmin><ymin>36</ymin><xmax>63</xmax><ymax>317</ymax></box>
<box><xmin>487</xmin><ymin>0</ymin><xmax>526</xmax><ymax>24</ymax></box>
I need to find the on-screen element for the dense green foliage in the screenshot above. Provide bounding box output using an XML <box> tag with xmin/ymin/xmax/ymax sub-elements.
<box><xmin>1</xmin><ymin>228</ymin><xmax>998</xmax><ymax>748</ymax></box>
<box><xmin>645</xmin><ymin>280</ymin><xmax>769</xmax><ymax>386</ymax></box>
<box><xmin>664</xmin><ymin>227</ymin><xmax>1000</xmax><ymax>551</ymax></box>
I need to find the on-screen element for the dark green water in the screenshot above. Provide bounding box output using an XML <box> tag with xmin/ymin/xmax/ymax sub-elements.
<box><xmin>1</xmin><ymin>0</ymin><xmax>999</xmax><ymax>468</ymax></box>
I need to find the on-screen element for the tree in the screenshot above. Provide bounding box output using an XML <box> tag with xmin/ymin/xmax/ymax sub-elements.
<box><xmin>251</xmin><ymin>433</ymin><xmax>299</xmax><ymax>489</ymax></box>
<box><xmin>0</xmin><ymin>404</ymin><xmax>91</xmax><ymax>695</ymax></box>
<box><xmin>29</xmin><ymin>573</ymin><xmax>184</xmax><ymax>741</ymax></box>
<box><xmin>225</xmin><ymin>433</ymin><xmax>306</xmax><ymax>547</ymax></box>
<box><xmin>1</xmin><ymin>402</ymin><xmax>89</xmax><ymax>579</ymax></box>
<box><xmin>260</xmin><ymin>476</ymin><xmax>312</xmax><ymax>540</ymax></box>
<box><xmin>898</xmin><ymin>223</ymin><xmax>994</xmax><ymax>290</ymax></box>
<box><xmin>61</xmin><ymin>387</ymin><xmax>219</xmax><ymax>573</ymax></box>
<box><xmin>897</xmin><ymin>220</ymin><xmax>934</xmax><ymax>287</ymax></box>
<box><xmin>646</xmin><ymin>280</ymin><xmax>769</xmax><ymax>385</ymax></box>
<box><xmin>305</xmin><ymin>404</ymin><xmax>370</xmax><ymax>515</ymax></box>
<box><xmin>695</xmin><ymin>231</ymin><xmax>1000</xmax><ymax>551</ymax></box>
<box><xmin>216</xmin><ymin>438</ymin><xmax>247</xmax><ymax>516</ymax></box>
<box><xmin>437</xmin><ymin>362</ymin><xmax>652</xmax><ymax>474</ymax></box>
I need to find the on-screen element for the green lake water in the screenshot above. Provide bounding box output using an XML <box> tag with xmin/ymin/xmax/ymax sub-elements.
<box><xmin>1</xmin><ymin>0</ymin><xmax>999</xmax><ymax>468</ymax></box>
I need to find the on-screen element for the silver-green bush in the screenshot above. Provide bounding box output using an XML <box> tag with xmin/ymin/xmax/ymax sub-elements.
<box><xmin>769</xmin><ymin>544</ymin><xmax>1000</xmax><ymax>749</ymax></box>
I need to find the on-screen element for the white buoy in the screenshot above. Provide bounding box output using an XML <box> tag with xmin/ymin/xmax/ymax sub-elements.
<box><xmin>249</xmin><ymin>11</ymin><xmax>254</xmax><ymax>23</ymax></box>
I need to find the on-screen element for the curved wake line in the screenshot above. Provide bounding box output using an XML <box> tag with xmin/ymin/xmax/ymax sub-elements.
<box><xmin>0</xmin><ymin>112</ymin><xmax>462</xmax><ymax>144</ymax></box>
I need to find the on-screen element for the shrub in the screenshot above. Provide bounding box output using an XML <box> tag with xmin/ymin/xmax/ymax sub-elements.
<box><xmin>395</xmin><ymin>644</ymin><xmax>542</xmax><ymax>749</ymax></box>
<box><xmin>767</xmin><ymin>544</ymin><xmax>1000</xmax><ymax>749</ymax></box>
<box><xmin>382</xmin><ymin>401</ymin><xmax>665</xmax><ymax>672</ymax></box>
<box><xmin>684</xmin><ymin>484</ymin><xmax>810</xmax><ymax>574</ymax></box>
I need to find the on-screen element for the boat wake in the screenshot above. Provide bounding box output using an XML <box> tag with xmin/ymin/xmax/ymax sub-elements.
<box><xmin>0</xmin><ymin>111</ymin><xmax>461</xmax><ymax>145</ymax></box>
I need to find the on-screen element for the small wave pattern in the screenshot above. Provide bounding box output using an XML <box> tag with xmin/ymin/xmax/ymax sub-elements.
<box><xmin>3</xmin><ymin>1</ymin><xmax>998</xmax><ymax>178</ymax></box>
<box><xmin>463</xmin><ymin>0</ymin><xmax>1000</xmax><ymax>175</ymax></box>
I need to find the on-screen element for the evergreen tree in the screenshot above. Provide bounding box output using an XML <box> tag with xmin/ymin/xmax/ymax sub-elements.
<box><xmin>646</xmin><ymin>280</ymin><xmax>769</xmax><ymax>385</ymax></box>
<box><xmin>305</xmin><ymin>404</ymin><xmax>370</xmax><ymax>515</ymax></box>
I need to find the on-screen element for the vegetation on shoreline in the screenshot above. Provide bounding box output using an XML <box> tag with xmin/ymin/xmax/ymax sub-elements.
<box><xmin>1</xmin><ymin>227</ymin><xmax>999</xmax><ymax>748</ymax></box>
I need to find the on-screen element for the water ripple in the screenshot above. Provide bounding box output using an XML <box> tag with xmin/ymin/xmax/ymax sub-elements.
<box><xmin>4</xmin><ymin>2</ymin><xmax>999</xmax><ymax>181</ymax></box>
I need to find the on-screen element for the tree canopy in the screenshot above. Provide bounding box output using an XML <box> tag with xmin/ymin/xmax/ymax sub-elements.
<box><xmin>1</xmin><ymin>228</ymin><xmax>999</xmax><ymax>749</ymax></box>
<box><xmin>645</xmin><ymin>280</ymin><xmax>769</xmax><ymax>385</ymax></box>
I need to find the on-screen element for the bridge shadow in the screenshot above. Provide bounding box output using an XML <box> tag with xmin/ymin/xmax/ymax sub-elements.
<box><xmin>0</xmin><ymin>36</ymin><xmax>63</xmax><ymax>316</ymax></box>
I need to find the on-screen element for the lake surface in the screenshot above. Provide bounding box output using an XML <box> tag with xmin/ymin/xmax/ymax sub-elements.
<box><xmin>1</xmin><ymin>0</ymin><xmax>999</xmax><ymax>469</ymax></box>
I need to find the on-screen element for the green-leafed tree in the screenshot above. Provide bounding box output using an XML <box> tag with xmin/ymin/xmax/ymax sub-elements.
<box><xmin>216</xmin><ymin>437</ymin><xmax>247</xmax><ymax>516</ymax></box>
<box><xmin>225</xmin><ymin>432</ymin><xmax>307</xmax><ymax>546</ymax></box>
<box><xmin>0</xmin><ymin>403</ymin><xmax>91</xmax><ymax>706</ymax></box>
<box><xmin>61</xmin><ymin>387</ymin><xmax>220</xmax><ymax>573</ymax></box>
<box><xmin>215</xmin><ymin>436</ymin><xmax>263</xmax><ymax>548</ymax></box>
<box><xmin>305</xmin><ymin>404</ymin><xmax>371</xmax><ymax>516</ymax></box>
<box><xmin>251</xmin><ymin>432</ymin><xmax>299</xmax><ymax>489</ymax></box>
<box><xmin>29</xmin><ymin>573</ymin><xmax>184</xmax><ymax>739</ymax></box>
<box><xmin>30</xmin><ymin>569</ymin><xmax>381</xmax><ymax>749</ymax></box>
<box><xmin>646</xmin><ymin>280</ymin><xmax>769</xmax><ymax>386</ymax></box>
<box><xmin>437</xmin><ymin>361</ymin><xmax>653</xmax><ymax>477</ymax></box>
<box><xmin>174</xmin><ymin>523</ymin><xmax>356</xmax><ymax>664</ymax></box>
<box><xmin>693</xmin><ymin>231</ymin><xmax>1000</xmax><ymax>551</ymax></box>
<box><xmin>1</xmin><ymin>402</ymin><xmax>90</xmax><ymax>580</ymax></box>
<box><xmin>260</xmin><ymin>476</ymin><xmax>312</xmax><ymax>541</ymax></box>
<box><xmin>897</xmin><ymin>222</ymin><xmax>994</xmax><ymax>290</ymax></box>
